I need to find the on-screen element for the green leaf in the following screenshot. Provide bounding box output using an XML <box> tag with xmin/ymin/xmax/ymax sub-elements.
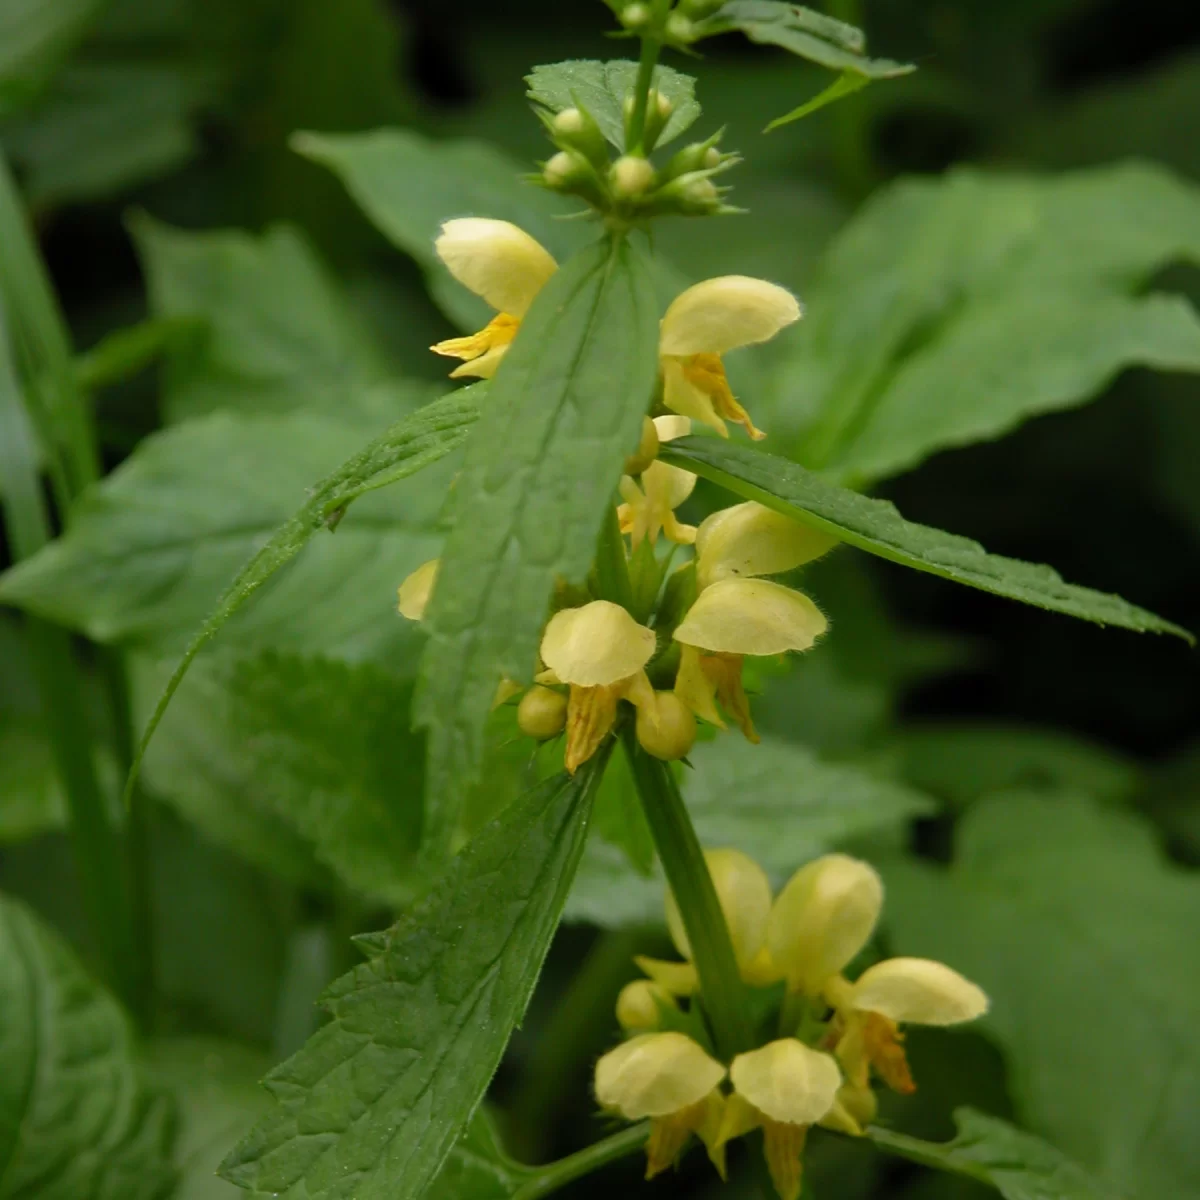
<box><xmin>870</xmin><ymin>1108</ymin><xmax>1128</xmax><ymax>1200</ymax></box>
<box><xmin>0</xmin><ymin>0</ymin><xmax>105</xmax><ymax>116</ymax></box>
<box><xmin>129</xmin><ymin>215</ymin><xmax>401</xmax><ymax>422</ymax></box>
<box><xmin>0</xmin><ymin>719</ymin><xmax>66</xmax><ymax>841</ymax></box>
<box><xmin>888</xmin><ymin>722</ymin><xmax>1142</xmax><ymax>809</ymax></box>
<box><xmin>147</xmin><ymin>652</ymin><xmax>425</xmax><ymax>903</ymax></box>
<box><xmin>427</xmin><ymin>1111</ymin><xmax>535</xmax><ymax>1200</ymax></box>
<box><xmin>763</xmin><ymin>70</ymin><xmax>868</xmax><ymax>132</ymax></box>
<box><xmin>143</xmin><ymin>1038</ymin><xmax>275</xmax><ymax>1200</ymax></box>
<box><xmin>660</xmin><ymin>436</ymin><xmax>1192</xmax><ymax>641</ymax></box>
<box><xmin>882</xmin><ymin>793</ymin><xmax>1200</xmax><ymax>1198</ymax></box>
<box><xmin>699</xmin><ymin>2</ymin><xmax>914</xmax><ymax>79</ymax></box>
<box><xmin>566</xmin><ymin>735</ymin><xmax>932</xmax><ymax>926</ymax></box>
<box><xmin>771</xmin><ymin>164</ymin><xmax>1200</xmax><ymax>482</ymax></box>
<box><xmin>2</xmin><ymin>62</ymin><xmax>215</xmax><ymax>205</ymax></box>
<box><xmin>0</xmin><ymin>892</ymin><xmax>175</xmax><ymax>1199</ymax></box>
<box><xmin>415</xmin><ymin>236</ymin><xmax>659</xmax><ymax>849</ymax></box>
<box><xmin>219</xmin><ymin>758</ymin><xmax>607</xmax><ymax>1200</ymax></box>
<box><xmin>526</xmin><ymin>59</ymin><xmax>701</xmax><ymax>148</ymax></box>
<box><xmin>295</xmin><ymin>129</ymin><xmax>588</xmax><ymax>331</ymax></box>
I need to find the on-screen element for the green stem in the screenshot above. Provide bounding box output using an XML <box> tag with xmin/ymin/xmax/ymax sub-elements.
<box><xmin>621</xmin><ymin>726</ymin><xmax>753</xmax><ymax>1058</ymax></box>
<box><xmin>626</xmin><ymin>0</ymin><xmax>673</xmax><ymax>153</ymax></box>
<box><xmin>826</xmin><ymin>0</ymin><xmax>874</xmax><ymax>200</ymax></box>
<box><xmin>512</xmin><ymin>1124</ymin><xmax>650</xmax><ymax>1200</ymax></box>
<box><xmin>593</xmin><ymin>503</ymin><xmax>635</xmax><ymax>610</ymax></box>
<box><xmin>0</xmin><ymin>298</ymin><xmax>138</xmax><ymax>1012</ymax></box>
<box><xmin>509</xmin><ymin>928</ymin><xmax>647</xmax><ymax>1160</ymax></box>
<box><xmin>867</xmin><ymin>1127</ymin><xmax>991</xmax><ymax>1187</ymax></box>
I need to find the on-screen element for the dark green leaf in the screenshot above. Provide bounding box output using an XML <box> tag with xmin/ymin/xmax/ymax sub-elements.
<box><xmin>0</xmin><ymin>892</ymin><xmax>174</xmax><ymax>1199</ymax></box>
<box><xmin>295</xmin><ymin>129</ymin><xmax>588</xmax><ymax>330</ymax></box>
<box><xmin>566</xmin><ymin>735</ymin><xmax>932</xmax><ymax>926</ymax></box>
<box><xmin>769</xmin><ymin>165</ymin><xmax>1200</xmax><ymax>482</ymax></box>
<box><xmin>0</xmin><ymin>718</ymin><xmax>66</xmax><ymax>841</ymax></box>
<box><xmin>219</xmin><ymin>758</ymin><xmax>607</xmax><ymax>1200</ymax></box>
<box><xmin>883</xmin><ymin>793</ymin><xmax>1200</xmax><ymax>1198</ymax></box>
<box><xmin>526</xmin><ymin>59</ymin><xmax>701</xmax><ymax>148</ymax></box>
<box><xmin>661</xmin><ymin>436</ymin><xmax>1191</xmax><ymax>641</ymax></box>
<box><xmin>699</xmin><ymin>2</ymin><xmax>913</xmax><ymax>79</ymax></box>
<box><xmin>871</xmin><ymin>1108</ymin><xmax>1128</xmax><ymax>1200</ymax></box>
<box><xmin>0</xmin><ymin>0</ymin><xmax>105</xmax><ymax>116</ymax></box>
<box><xmin>130</xmin><ymin>216</ymin><xmax>401</xmax><ymax>421</ymax></box>
<box><xmin>143</xmin><ymin>1038</ymin><xmax>275</xmax><ymax>1200</ymax></box>
<box><xmin>427</xmin><ymin>1110</ymin><xmax>535</xmax><ymax>1200</ymax></box>
<box><xmin>416</xmin><ymin>237</ymin><xmax>659</xmax><ymax>849</ymax></box>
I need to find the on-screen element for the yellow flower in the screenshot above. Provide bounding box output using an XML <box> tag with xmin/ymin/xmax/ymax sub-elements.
<box><xmin>659</xmin><ymin>276</ymin><xmax>801</xmax><ymax>439</ymax></box>
<box><xmin>539</xmin><ymin>600</ymin><xmax>656</xmax><ymax>772</ymax></box>
<box><xmin>594</xmin><ymin>1032</ymin><xmax>727</xmax><ymax>1178</ymax></box>
<box><xmin>429</xmin><ymin>218</ymin><xmax>558</xmax><ymax>378</ymax></box>
<box><xmin>397</xmin><ymin>558</ymin><xmax>439</xmax><ymax>620</ymax></box>
<box><xmin>617</xmin><ymin>415</ymin><xmax>697</xmax><ymax>547</ymax></box>
<box><xmin>764</xmin><ymin>853</ymin><xmax>988</xmax><ymax>1097</ymax></box>
<box><xmin>673</xmin><ymin>503</ymin><xmax>831</xmax><ymax>741</ymax></box>
<box><xmin>637</xmin><ymin>848</ymin><xmax>773</xmax><ymax>996</ymax></box>
<box><xmin>717</xmin><ymin>1040</ymin><xmax>842</xmax><ymax>1200</ymax></box>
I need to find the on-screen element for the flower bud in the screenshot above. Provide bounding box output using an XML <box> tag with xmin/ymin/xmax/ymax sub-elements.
<box><xmin>624</xmin><ymin>415</ymin><xmax>660</xmax><ymax>476</ymax></box>
<box><xmin>641</xmin><ymin>88</ymin><xmax>675</xmax><ymax>151</ymax></box>
<box><xmin>620</xmin><ymin>2</ymin><xmax>651</xmax><ymax>31</ymax></box>
<box><xmin>610</xmin><ymin>154</ymin><xmax>656</xmax><ymax>199</ymax></box>
<box><xmin>517</xmin><ymin>685</ymin><xmax>567</xmax><ymax>740</ymax></box>
<box><xmin>636</xmin><ymin>691</ymin><xmax>696</xmax><ymax>761</ymax></box>
<box><xmin>543</xmin><ymin>149</ymin><xmax>592</xmax><ymax>191</ymax></box>
<box><xmin>551</xmin><ymin>106</ymin><xmax>608</xmax><ymax>165</ymax></box>
<box><xmin>616</xmin><ymin>979</ymin><xmax>676</xmax><ymax>1031</ymax></box>
<box><xmin>665</xmin><ymin>12</ymin><xmax>696</xmax><ymax>42</ymax></box>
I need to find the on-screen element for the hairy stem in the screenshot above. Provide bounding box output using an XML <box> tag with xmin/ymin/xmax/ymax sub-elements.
<box><xmin>622</xmin><ymin>726</ymin><xmax>753</xmax><ymax>1058</ymax></box>
<box><xmin>626</xmin><ymin>0</ymin><xmax>673</xmax><ymax>153</ymax></box>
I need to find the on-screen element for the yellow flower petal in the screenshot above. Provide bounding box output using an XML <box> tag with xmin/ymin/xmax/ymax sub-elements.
<box><xmin>434</xmin><ymin>218</ymin><xmax>557</xmax><ymax>317</ymax></box>
<box><xmin>660</xmin><ymin>275</ymin><xmax>801</xmax><ymax>357</ymax></box>
<box><xmin>850</xmin><ymin>957</ymin><xmax>989</xmax><ymax>1026</ymax></box>
<box><xmin>594</xmin><ymin>1032</ymin><xmax>726</xmax><ymax>1119</ymax></box>
<box><xmin>653</xmin><ymin>414</ymin><xmax>692</xmax><ymax>442</ymax></box>
<box><xmin>665</xmin><ymin>848</ymin><xmax>772</xmax><ymax>973</ymax></box>
<box><xmin>730</xmin><ymin>1039</ymin><xmax>841</xmax><ymax>1126</ymax></box>
<box><xmin>634</xmin><ymin>955</ymin><xmax>700</xmax><ymax>996</ymax></box>
<box><xmin>616</xmin><ymin>980</ymin><xmax>677</xmax><ymax>1032</ymax></box>
<box><xmin>673</xmin><ymin>578</ymin><xmax>827</xmax><ymax>657</ymax></box>
<box><xmin>540</xmin><ymin>600</ymin><xmax>656</xmax><ymax>687</ymax></box>
<box><xmin>767</xmin><ymin>854</ymin><xmax>883</xmax><ymax>994</ymax></box>
<box><xmin>662</xmin><ymin>356</ymin><xmax>726</xmax><ymax>436</ymax></box>
<box><xmin>397</xmin><ymin>558</ymin><xmax>439</xmax><ymax>621</ymax></box>
<box><xmin>617</xmin><ymin>460</ymin><xmax>697</xmax><ymax>547</ymax></box>
<box><xmin>674</xmin><ymin>644</ymin><xmax>724</xmax><ymax>728</ymax></box>
<box><xmin>695</xmin><ymin>502</ymin><xmax>838</xmax><ymax>590</ymax></box>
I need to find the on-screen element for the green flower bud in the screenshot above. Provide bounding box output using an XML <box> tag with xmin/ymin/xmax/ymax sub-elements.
<box><xmin>551</xmin><ymin>106</ymin><xmax>608</xmax><ymax>166</ymax></box>
<box><xmin>635</xmin><ymin>690</ymin><xmax>697</xmax><ymax>761</ymax></box>
<box><xmin>610</xmin><ymin>154</ymin><xmax>656</xmax><ymax>199</ymax></box>
<box><xmin>665</xmin><ymin>12</ymin><xmax>696</xmax><ymax>43</ymax></box>
<box><xmin>620</xmin><ymin>1</ymin><xmax>651</xmax><ymax>30</ymax></box>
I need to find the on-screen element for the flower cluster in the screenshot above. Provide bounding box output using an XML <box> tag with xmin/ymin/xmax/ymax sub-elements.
<box><xmin>595</xmin><ymin>850</ymin><xmax>988</xmax><ymax>1198</ymax></box>
<box><xmin>401</xmin><ymin>221</ymin><xmax>835</xmax><ymax>770</ymax></box>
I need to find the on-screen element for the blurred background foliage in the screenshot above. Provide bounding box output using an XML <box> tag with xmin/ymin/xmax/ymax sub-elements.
<box><xmin>0</xmin><ymin>1</ymin><xmax>1198</xmax><ymax>1198</ymax></box>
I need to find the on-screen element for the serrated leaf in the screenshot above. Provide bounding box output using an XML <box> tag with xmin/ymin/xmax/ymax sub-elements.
<box><xmin>770</xmin><ymin>164</ymin><xmax>1200</xmax><ymax>482</ymax></box>
<box><xmin>871</xmin><ymin>1108</ymin><xmax>1127</xmax><ymax>1200</ymax></box>
<box><xmin>146</xmin><ymin>652</ymin><xmax>425</xmax><ymax>903</ymax></box>
<box><xmin>142</xmin><ymin>1038</ymin><xmax>274</xmax><ymax>1200</ymax></box>
<box><xmin>700</xmin><ymin>1</ymin><xmax>913</xmax><ymax>79</ymax></box>
<box><xmin>566</xmin><ymin>734</ymin><xmax>932</xmax><ymax>926</ymax></box>
<box><xmin>415</xmin><ymin>236</ymin><xmax>658</xmax><ymax>849</ymax></box>
<box><xmin>526</xmin><ymin>59</ymin><xmax>701</xmax><ymax>148</ymax></box>
<box><xmin>0</xmin><ymin>0</ymin><xmax>105</xmax><ymax>116</ymax></box>
<box><xmin>427</xmin><ymin>1110</ymin><xmax>535</xmax><ymax>1200</ymax></box>
<box><xmin>882</xmin><ymin>793</ymin><xmax>1200</xmax><ymax>1198</ymax></box>
<box><xmin>295</xmin><ymin>129</ymin><xmax>588</xmax><ymax>331</ymax></box>
<box><xmin>219</xmin><ymin>758</ymin><xmax>607</xmax><ymax>1200</ymax></box>
<box><xmin>130</xmin><ymin>215</ymin><xmax>400</xmax><ymax>422</ymax></box>
<box><xmin>661</xmin><ymin>436</ymin><xmax>1191</xmax><ymax>641</ymax></box>
<box><xmin>0</xmin><ymin>893</ymin><xmax>175</xmax><ymax>1199</ymax></box>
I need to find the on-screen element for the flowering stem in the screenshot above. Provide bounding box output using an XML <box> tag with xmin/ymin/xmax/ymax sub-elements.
<box><xmin>627</xmin><ymin>0</ymin><xmax>673</xmax><ymax>153</ymax></box>
<box><xmin>594</xmin><ymin>503</ymin><xmax>635</xmax><ymax>610</ymax></box>
<box><xmin>621</xmin><ymin>726</ymin><xmax>753</xmax><ymax>1059</ymax></box>
<box><xmin>512</xmin><ymin>1123</ymin><xmax>650</xmax><ymax>1200</ymax></box>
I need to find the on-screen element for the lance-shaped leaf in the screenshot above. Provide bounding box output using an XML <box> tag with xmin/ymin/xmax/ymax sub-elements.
<box><xmin>0</xmin><ymin>894</ymin><xmax>175</xmax><ymax>1199</ymax></box>
<box><xmin>661</xmin><ymin>436</ymin><xmax>1191</xmax><ymax>640</ymax></box>
<box><xmin>219</xmin><ymin>757</ymin><xmax>606</xmax><ymax>1200</ymax></box>
<box><xmin>870</xmin><ymin>1109</ymin><xmax>1127</xmax><ymax>1200</ymax></box>
<box><xmin>415</xmin><ymin>236</ymin><xmax>659</xmax><ymax>850</ymax></box>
